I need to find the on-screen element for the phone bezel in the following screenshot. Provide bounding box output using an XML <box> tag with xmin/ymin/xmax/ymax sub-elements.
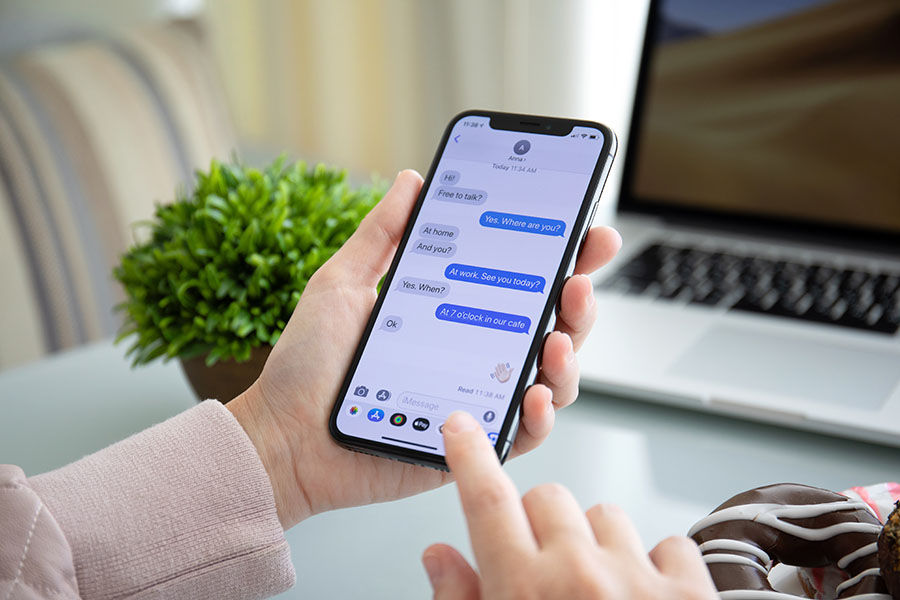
<box><xmin>328</xmin><ymin>109</ymin><xmax>616</xmax><ymax>470</ymax></box>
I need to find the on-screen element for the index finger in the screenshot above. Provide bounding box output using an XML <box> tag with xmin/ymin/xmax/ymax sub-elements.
<box><xmin>443</xmin><ymin>411</ymin><xmax>537</xmax><ymax>572</ymax></box>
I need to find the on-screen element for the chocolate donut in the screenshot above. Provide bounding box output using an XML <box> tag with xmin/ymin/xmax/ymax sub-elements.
<box><xmin>689</xmin><ymin>483</ymin><xmax>890</xmax><ymax>599</ymax></box>
<box><xmin>879</xmin><ymin>501</ymin><xmax>900</xmax><ymax>598</ymax></box>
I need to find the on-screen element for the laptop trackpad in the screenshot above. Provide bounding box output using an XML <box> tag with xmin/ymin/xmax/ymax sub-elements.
<box><xmin>667</xmin><ymin>325</ymin><xmax>899</xmax><ymax>410</ymax></box>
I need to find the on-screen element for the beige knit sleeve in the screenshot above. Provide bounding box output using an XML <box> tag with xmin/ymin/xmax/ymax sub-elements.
<box><xmin>27</xmin><ymin>400</ymin><xmax>295</xmax><ymax>600</ymax></box>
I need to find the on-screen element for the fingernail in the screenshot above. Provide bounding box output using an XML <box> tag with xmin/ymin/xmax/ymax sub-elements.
<box><xmin>580</xmin><ymin>275</ymin><xmax>596</xmax><ymax>309</ymax></box>
<box><xmin>444</xmin><ymin>411</ymin><xmax>478</xmax><ymax>434</ymax></box>
<box><xmin>566</xmin><ymin>336</ymin><xmax>576</xmax><ymax>363</ymax></box>
<box><xmin>611</xmin><ymin>227</ymin><xmax>623</xmax><ymax>249</ymax></box>
<box><xmin>422</xmin><ymin>553</ymin><xmax>442</xmax><ymax>587</ymax></box>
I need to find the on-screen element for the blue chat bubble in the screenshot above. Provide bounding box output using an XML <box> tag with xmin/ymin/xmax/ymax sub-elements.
<box><xmin>479</xmin><ymin>211</ymin><xmax>566</xmax><ymax>237</ymax></box>
<box><xmin>444</xmin><ymin>263</ymin><xmax>545</xmax><ymax>293</ymax></box>
<box><xmin>435</xmin><ymin>303</ymin><xmax>531</xmax><ymax>334</ymax></box>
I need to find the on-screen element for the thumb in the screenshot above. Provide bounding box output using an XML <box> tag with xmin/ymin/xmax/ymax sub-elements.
<box><xmin>328</xmin><ymin>169</ymin><xmax>423</xmax><ymax>287</ymax></box>
<box><xmin>422</xmin><ymin>543</ymin><xmax>481</xmax><ymax>600</ymax></box>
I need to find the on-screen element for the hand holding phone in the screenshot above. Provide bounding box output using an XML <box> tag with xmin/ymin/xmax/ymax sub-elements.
<box><xmin>330</xmin><ymin>111</ymin><xmax>618</xmax><ymax>469</ymax></box>
<box><xmin>229</xmin><ymin>166</ymin><xmax>621</xmax><ymax>528</ymax></box>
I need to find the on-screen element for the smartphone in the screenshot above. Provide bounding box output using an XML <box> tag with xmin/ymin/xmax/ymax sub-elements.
<box><xmin>329</xmin><ymin>110</ymin><xmax>616</xmax><ymax>469</ymax></box>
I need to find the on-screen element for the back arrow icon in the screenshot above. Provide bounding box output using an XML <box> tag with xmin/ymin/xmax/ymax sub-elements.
<box><xmin>453</xmin><ymin>135</ymin><xmax>460</xmax><ymax>143</ymax></box>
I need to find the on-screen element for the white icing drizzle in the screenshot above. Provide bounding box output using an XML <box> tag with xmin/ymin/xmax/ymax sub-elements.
<box><xmin>693</xmin><ymin>497</ymin><xmax>887</xmax><ymax>600</ymax></box>
<box><xmin>838</xmin><ymin>542</ymin><xmax>878</xmax><ymax>569</ymax></box>
<box><xmin>835</xmin><ymin>568</ymin><xmax>882</xmax><ymax>596</ymax></box>
<box><xmin>698</xmin><ymin>539</ymin><xmax>771</xmax><ymax>564</ymax></box>
<box><xmin>688</xmin><ymin>501</ymin><xmax>883</xmax><ymax>540</ymax></box>
<box><xmin>719</xmin><ymin>591</ymin><xmax>891</xmax><ymax>600</ymax></box>
<box><xmin>703</xmin><ymin>553</ymin><xmax>769</xmax><ymax>575</ymax></box>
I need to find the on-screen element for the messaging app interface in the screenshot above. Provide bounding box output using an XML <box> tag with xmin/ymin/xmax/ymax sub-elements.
<box><xmin>337</xmin><ymin>116</ymin><xmax>605</xmax><ymax>455</ymax></box>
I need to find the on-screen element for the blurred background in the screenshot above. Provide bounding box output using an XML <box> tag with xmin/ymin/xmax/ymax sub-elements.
<box><xmin>0</xmin><ymin>0</ymin><xmax>648</xmax><ymax>369</ymax></box>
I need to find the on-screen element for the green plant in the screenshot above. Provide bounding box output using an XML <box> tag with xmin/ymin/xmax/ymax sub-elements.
<box><xmin>114</xmin><ymin>158</ymin><xmax>384</xmax><ymax>366</ymax></box>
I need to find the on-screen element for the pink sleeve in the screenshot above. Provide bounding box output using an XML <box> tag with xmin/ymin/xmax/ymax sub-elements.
<box><xmin>27</xmin><ymin>400</ymin><xmax>295</xmax><ymax>599</ymax></box>
<box><xmin>0</xmin><ymin>465</ymin><xmax>79</xmax><ymax>599</ymax></box>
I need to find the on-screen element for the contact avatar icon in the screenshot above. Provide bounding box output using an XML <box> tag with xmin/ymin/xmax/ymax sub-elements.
<box><xmin>513</xmin><ymin>139</ymin><xmax>531</xmax><ymax>155</ymax></box>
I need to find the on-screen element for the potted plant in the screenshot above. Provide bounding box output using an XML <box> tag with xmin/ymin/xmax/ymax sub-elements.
<box><xmin>114</xmin><ymin>158</ymin><xmax>384</xmax><ymax>402</ymax></box>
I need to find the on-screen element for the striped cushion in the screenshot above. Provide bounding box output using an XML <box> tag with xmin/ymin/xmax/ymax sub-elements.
<box><xmin>0</xmin><ymin>19</ymin><xmax>236</xmax><ymax>369</ymax></box>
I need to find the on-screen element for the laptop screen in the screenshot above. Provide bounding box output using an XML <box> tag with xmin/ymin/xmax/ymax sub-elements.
<box><xmin>622</xmin><ymin>0</ymin><xmax>900</xmax><ymax>237</ymax></box>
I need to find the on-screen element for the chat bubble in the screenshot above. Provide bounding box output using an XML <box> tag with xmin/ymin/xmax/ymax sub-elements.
<box><xmin>439</xmin><ymin>170</ymin><xmax>460</xmax><ymax>185</ymax></box>
<box><xmin>410</xmin><ymin>239</ymin><xmax>457</xmax><ymax>258</ymax></box>
<box><xmin>435</xmin><ymin>187</ymin><xmax>487</xmax><ymax>206</ymax></box>
<box><xmin>419</xmin><ymin>222</ymin><xmax>459</xmax><ymax>241</ymax></box>
<box><xmin>379</xmin><ymin>315</ymin><xmax>403</xmax><ymax>332</ymax></box>
<box><xmin>435</xmin><ymin>303</ymin><xmax>531</xmax><ymax>334</ymax></box>
<box><xmin>395</xmin><ymin>277</ymin><xmax>450</xmax><ymax>298</ymax></box>
<box><xmin>444</xmin><ymin>263</ymin><xmax>545</xmax><ymax>293</ymax></box>
<box><xmin>479</xmin><ymin>211</ymin><xmax>566</xmax><ymax>237</ymax></box>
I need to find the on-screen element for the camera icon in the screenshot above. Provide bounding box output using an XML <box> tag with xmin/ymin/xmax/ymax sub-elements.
<box><xmin>353</xmin><ymin>385</ymin><xmax>369</xmax><ymax>398</ymax></box>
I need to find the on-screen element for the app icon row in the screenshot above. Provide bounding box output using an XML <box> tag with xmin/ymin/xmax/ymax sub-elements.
<box><xmin>353</xmin><ymin>405</ymin><xmax>500</xmax><ymax>445</ymax></box>
<box><xmin>357</xmin><ymin>407</ymin><xmax>430</xmax><ymax>432</ymax></box>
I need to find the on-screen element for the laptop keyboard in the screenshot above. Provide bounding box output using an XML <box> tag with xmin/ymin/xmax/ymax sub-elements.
<box><xmin>600</xmin><ymin>243</ymin><xmax>900</xmax><ymax>335</ymax></box>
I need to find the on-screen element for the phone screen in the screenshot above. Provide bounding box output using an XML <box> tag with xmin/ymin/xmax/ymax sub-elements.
<box><xmin>332</xmin><ymin>114</ymin><xmax>611</xmax><ymax>460</ymax></box>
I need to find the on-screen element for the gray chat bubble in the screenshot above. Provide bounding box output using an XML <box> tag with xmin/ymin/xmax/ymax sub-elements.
<box><xmin>439</xmin><ymin>170</ymin><xmax>460</xmax><ymax>185</ymax></box>
<box><xmin>434</xmin><ymin>187</ymin><xmax>487</xmax><ymax>206</ymax></box>
<box><xmin>410</xmin><ymin>239</ymin><xmax>457</xmax><ymax>258</ymax></box>
<box><xmin>419</xmin><ymin>222</ymin><xmax>460</xmax><ymax>241</ymax></box>
<box><xmin>395</xmin><ymin>277</ymin><xmax>450</xmax><ymax>298</ymax></box>
<box><xmin>380</xmin><ymin>315</ymin><xmax>403</xmax><ymax>332</ymax></box>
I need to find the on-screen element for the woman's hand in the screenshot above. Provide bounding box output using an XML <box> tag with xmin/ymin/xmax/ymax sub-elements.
<box><xmin>423</xmin><ymin>411</ymin><xmax>719</xmax><ymax>600</ymax></box>
<box><xmin>228</xmin><ymin>170</ymin><xmax>622</xmax><ymax>529</ymax></box>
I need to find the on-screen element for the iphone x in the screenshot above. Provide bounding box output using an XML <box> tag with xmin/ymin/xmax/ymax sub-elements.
<box><xmin>329</xmin><ymin>110</ymin><xmax>616</xmax><ymax>469</ymax></box>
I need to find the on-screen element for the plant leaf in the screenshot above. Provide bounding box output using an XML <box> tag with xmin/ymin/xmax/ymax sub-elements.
<box><xmin>112</xmin><ymin>157</ymin><xmax>384</xmax><ymax>365</ymax></box>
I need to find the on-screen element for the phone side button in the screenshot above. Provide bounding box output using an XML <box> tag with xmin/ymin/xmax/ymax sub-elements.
<box><xmin>577</xmin><ymin>202</ymin><xmax>599</xmax><ymax>257</ymax></box>
<box><xmin>498</xmin><ymin>414</ymin><xmax>520</xmax><ymax>463</ymax></box>
<box><xmin>499</xmin><ymin>438</ymin><xmax>514</xmax><ymax>463</ymax></box>
<box><xmin>587</xmin><ymin>201</ymin><xmax>599</xmax><ymax>228</ymax></box>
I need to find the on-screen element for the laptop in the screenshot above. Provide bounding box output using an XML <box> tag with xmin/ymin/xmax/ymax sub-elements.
<box><xmin>579</xmin><ymin>0</ymin><xmax>900</xmax><ymax>445</ymax></box>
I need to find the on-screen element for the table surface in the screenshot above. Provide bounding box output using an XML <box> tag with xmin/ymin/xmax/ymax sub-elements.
<box><xmin>1</xmin><ymin>340</ymin><xmax>898</xmax><ymax>599</ymax></box>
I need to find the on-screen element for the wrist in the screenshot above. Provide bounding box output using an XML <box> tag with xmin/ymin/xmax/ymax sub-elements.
<box><xmin>227</xmin><ymin>383</ymin><xmax>312</xmax><ymax>529</ymax></box>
